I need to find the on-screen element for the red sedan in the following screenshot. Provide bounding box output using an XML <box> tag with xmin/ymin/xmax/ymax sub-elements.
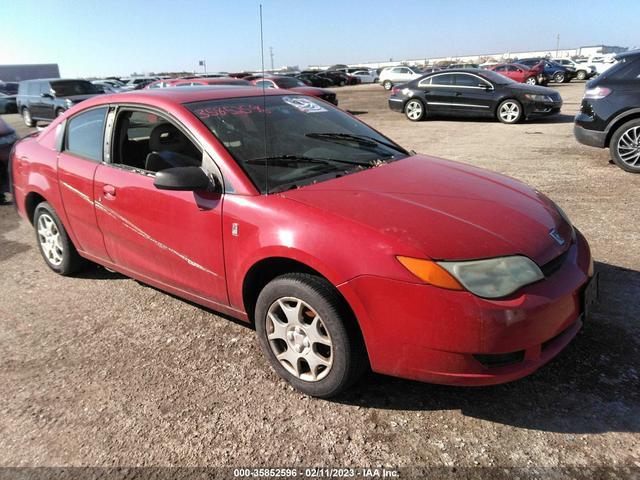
<box><xmin>10</xmin><ymin>87</ymin><xmax>597</xmax><ymax>397</ymax></box>
<box><xmin>486</xmin><ymin>63</ymin><xmax>547</xmax><ymax>85</ymax></box>
<box><xmin>248</xmin><ymin>75</ymin><xmax>338</xmax><ymax>105</ymax></box>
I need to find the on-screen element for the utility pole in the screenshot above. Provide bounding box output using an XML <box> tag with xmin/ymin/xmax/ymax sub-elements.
<box><xmin>556</xmin><ymin>34</ymin><xmax>560</xmax><ymax>57</ymax></box>
<box><xmin>269</xmin><ymin>47</ymin><xmax>274</xmax><ymax>72</ymax></box>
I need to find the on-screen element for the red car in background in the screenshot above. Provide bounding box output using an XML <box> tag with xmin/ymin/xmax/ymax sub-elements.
<box><xmin>10</xmin><ymin>87</ymin><xmax>596</xmax><ymax>397</ymax></box>
<box><xmin>146</xmin><ymin>77</ymin><xmax>251</xmax><ymax>89</ymax></box>
<box><xmin>249</xmin><ymin>76</ymin><xmax>338</xmax><ymax>105</ymax></box>
<box><xmin>486</xmin><ymin>63</ymin><xmax>548</xmax><ymax>86</ymax></box>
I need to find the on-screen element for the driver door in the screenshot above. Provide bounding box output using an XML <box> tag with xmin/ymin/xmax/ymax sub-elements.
<box><xmin>93</xmin><ymin>107</ymin><xmax>228</xmax><ymax>305</ymax></box>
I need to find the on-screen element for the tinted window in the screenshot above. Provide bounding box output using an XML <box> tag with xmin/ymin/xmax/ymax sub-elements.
<box><xmin>599</xmin><ymin>57</ymin><xmax>640</xmax><ymax>80</ymax></box>
<box><xmin>52</xmin><ymin>80</ymin><xmax>100</xmax><ymax>96</ymax></box>
<box><xmin>431</xmin><ymin>74</ymin><xmax>453</xmax><ymax>85</ymax></box>
<box><xmin>66</xmin><ymin>108</ymin><xmax>107</xmax><ymax>161</ymax></box>
<box><xmin>273</xmin><ymin>77</ymin><xmax>306</xmax><ymax>88</ymax></box>
<box><xmin>454</xmin><ymin>74</ymin><xmax>481</xmax><ymax>86</ymax></box>
<box><xmin>494</xmin><ymin>65</ymin><xmax>507</xmax><ymax>72</ymax></box>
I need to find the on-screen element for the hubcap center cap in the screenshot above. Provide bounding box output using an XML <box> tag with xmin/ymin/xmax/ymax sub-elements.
<box><xmin>287</xmin><ymin>326</ymin><xmax>310</xmax><ymax>353</ymax></box>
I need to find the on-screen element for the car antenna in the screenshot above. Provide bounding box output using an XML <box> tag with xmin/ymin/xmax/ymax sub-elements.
<box><xmin>259</xmin><ymin>4</ymin><xmax>268</xmax><ymax>194</ymax></box>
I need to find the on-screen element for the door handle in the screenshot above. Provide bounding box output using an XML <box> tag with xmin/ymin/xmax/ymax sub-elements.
<box><xmin>103</xmin><ymin>184</ymin><xmax>116</xmax><ymax>199</ymax></box>
<box><xmin>455</xmin><ymin>92</ymin><xmax>463</xmax><ymax>96</ymax></box>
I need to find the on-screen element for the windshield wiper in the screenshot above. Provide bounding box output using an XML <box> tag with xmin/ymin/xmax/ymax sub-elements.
<box><xmin>305</xmin><ymin>132</ymin><xmax>406</xmax><ymax>153</ymax></box>
<box><xmin>246</xmin><ymin>154</ymin><xmax>370</xmax><ymax>167</ymax></box>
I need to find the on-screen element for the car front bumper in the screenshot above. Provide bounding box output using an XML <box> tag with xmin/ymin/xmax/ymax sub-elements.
<box><xmin>524</xmin><ymin>99</ymin><xmax>563</xmax><ymax>117</ymax></box>
<box><xmin>338</xmin><ymin>230</ymin><xmax>594</xmax><ymax>386</ymax></box>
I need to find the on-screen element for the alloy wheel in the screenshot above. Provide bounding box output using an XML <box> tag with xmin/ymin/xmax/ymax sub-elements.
<box><xmin>525</xmin><ymin>77</ymin><xmax>537</xmax><ymax>85</ymax></box>
<box><xmin>554</xmin><ymin>73</ymin><xmax>565</xmax><ymax>83</ymax></box>
<box><xmin>499</xmin><ymin>101</ymin><xmax>520</xmax><ymax>123</ymax></box>
<box><xmin>616</xmin><ymin>126</ymin><xmax>640</xmax><ymax>168</ymax></box>
<box><xmin>405</xmin><ymin>100</ymin><xmax>423</xmax><ymax>121</ymax></box>
<box><xmin>577</xmin><ymin>71</ymin><xmax>586</xmax><ymax>80</ymax></box>
<box><xmin>37</xmin><ymin>213</ymin><xmax>64</xmax><ymax>266</ymax></box>
<box><xmin>266</xmin><ymin>297</ymin><xmax>333</xmax><ymax>382</ymax></box>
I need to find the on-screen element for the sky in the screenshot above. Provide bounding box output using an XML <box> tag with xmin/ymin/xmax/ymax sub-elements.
<box><xmin>1</xmin><ymin>0</ymin><xmax>638</xmax><ymax>77</ymax></box>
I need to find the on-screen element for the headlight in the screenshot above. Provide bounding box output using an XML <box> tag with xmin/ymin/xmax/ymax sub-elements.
<box><xmin>397</xmin><ymin>255</ymin><xmax>544</xmax><ymax>298</ymax></box>
<box><xmin>438</xmin><ymin>256</ymin><xmax>544</xmax><ymax>298</ymax></box>
<box><xmin>525</xmin><ymin>93</ymin><xmax>553</xmax><ymax>102</ymax></box>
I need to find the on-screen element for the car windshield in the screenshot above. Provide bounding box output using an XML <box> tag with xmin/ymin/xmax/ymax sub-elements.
<box><xmin>51</xmin><ymin>80</ymin><xmax>100</xmax><ymax>96</ymax></box>
<box><xmin>187</xmin><ymin>95</ymin><xmax>408</xmax><ymax>193</ymax></box>
<box><xmin>479</xmin><ymin>70</ymin><xmax>517</xmax><ymax>85</ymax></box>
<box><xmin>273</xmin><ymin>77</ymin><xmax>306</xmax><ymax>88</ymax></box>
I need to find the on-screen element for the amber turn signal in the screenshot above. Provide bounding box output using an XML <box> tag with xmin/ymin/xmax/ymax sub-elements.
<box><xmin>396</xmin><ymin>256</ymin><xmax>464</xmax><ymax>291</ymax></box>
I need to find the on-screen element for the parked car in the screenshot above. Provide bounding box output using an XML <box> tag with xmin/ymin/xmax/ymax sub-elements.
<box><xmin>91</xmin><ymin>80</ymin><xmax>123</xmax><ymax>94</ymax></box>
<box><xmin>17</xmin><ymin>79</ymin><xmax>103</xmax><ymax>127</ymax></box>
<box><xmin>388</xmin><ymin>69</ymin><xmax>562</xmax><ymax>124</ymax></box>
<box><xmin>350</xmin><ymin>70</ymin><xmax>378</xmax><ymax>83</ymax></box>
<box><xmin>551</xmin><ymin>58</ymin><xmax>596</xmax><ymax>80</ymax></box>
<box><xmin>0</xmin><ymin>93</ymin><xmax>18</xmax><ymax>114</ymax></box>
<box><xmin>0</xmin><ymin>116</ymin><xmax>18</xmax><ymax>204</ymax></box>
<box><xmin>249</xmin><ymin>76</ymin><xmax>338</xmax><ymax>105</ymax></box>
<box><xmin>517</xmin><ymin>58</ymin><xmax>576</xmax><ymax>83</ymax></box>
<box><xmin>10</xmin><ymin>86</ymin><xmax>596</xmax><ymax>397</ymax></box>
<box><xmin>146</xmin><ymin>77</ymin><xmax>251</xmax><ymax>88</ymax></box>
<box><xmin>574</xmin><ymin>50</ymin><xmax>640</xmax><ymax>173</ymax></box>
<box><xmin>0</xmin><ymin>82</ymin><xmax>19</xmax><ymax>95</ymax></box>
<box><xmin>446</xmin><ymin>63</ymin><xmax>479</xmax><ymax>69</ymax></box>
<box><xmin>295</xmin><ymin>73</ymin><xmax>333</xmax><ymax>88</ymax></box>
<box><xmin>120</xmin><ymin>77</ymin><xmax>157</xmax><ymax>91</ymax></box>
<box><xmin>316</xmin><ymin>71</ymin><xmax>350</xmax><ymax>87</ymax></box>
<box><xmin>379</xmin><ymin>66</ymin><xmax>424</xmax><ymax>90</ymax></box>
<box><xmin>485</xmin><ymin>63</ymin><xmax>547</xmax><ymax>85</ymax></box>
<box><xmin>575</xmin><ymin>55</ymin><xmax>617</xmax><ymax>75</ymax></box>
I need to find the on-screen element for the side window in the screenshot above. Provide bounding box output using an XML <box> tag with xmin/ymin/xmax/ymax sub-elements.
<box><xmin>391</xmin><ymin>68</ymin><xmax>402</xmax><ymax>73</ymax></box>
<box><xmin>454</xmin><ymin>74</ymin><xmax>482</xmax><ymax>87</ymax></box>
<box><xmin>111</xmin><ymin>109</ymin><xmax>201</xmax><ymax>173</ymax></box>
<box><xmin>39</xmin><ymin>82</ymin><xmax>51</xmax><ymax>95</ymax></box>
<box><xmin>495</xmin><ymin>65</ymin><xmax>507</xmax><ymax>72</ymax></box>
<box><xmin>65</xmin><ymin>108</ymin><xmax>108</xmax><ymax>161</ymax></box>
<box><xmin>418</xmin><ymin>76</ymin><xmax>432</xmax><ymax>87</ymax></box>
<box><xmin>431</xmin><ymin>74</ymin><xmax>453</xmax><ymax>86</ymax></box>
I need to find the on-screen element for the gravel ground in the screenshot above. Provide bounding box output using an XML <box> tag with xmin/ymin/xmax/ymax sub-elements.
<box><xmin>0</xmin><ymin>82</ymin><xmax>638</xmax><ymax>477</ymax></box>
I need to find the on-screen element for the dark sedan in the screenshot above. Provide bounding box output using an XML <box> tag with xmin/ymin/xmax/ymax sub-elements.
<box><xmin>0</xmin><ymin>116</ymin><xmax>18</xmax><ymax>203</ymax></box>
<box><xmin>0</xmin><ymin>93</ymin><xmax>17</xmax><ymax>114</ymax></box>
<box><xmin>388</xmin><ymin>69</ymin><xmax>562</xmax><ymax>124</ymax></box>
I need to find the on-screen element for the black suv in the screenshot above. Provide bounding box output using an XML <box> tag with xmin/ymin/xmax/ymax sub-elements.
<box><xmin>17</xmin><ymin>79</ymin><xmax>102</xmax><ymax>127</ymax></box>
<box><xmin>574</xmin><ymin>50</ymin><xmax>640</xmax><ymax>173</ymax></box>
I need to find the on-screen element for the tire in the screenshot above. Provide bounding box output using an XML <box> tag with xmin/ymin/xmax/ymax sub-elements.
<box><xmin>497</xmin><ymin>99</ymin><xmax>523</xmax><ymax>124</ymax></box>
<box><xmin>382</xmin><ymin>80</ymin><xmax>393</xmax><ymax>90</ymax></box>
<box><xmin>525</xmin><ymin>76</ymin><xmax>537</xmax><ymax>85</ymax></box>
<box><xmin>255</xmin><ymin>273</ymin><xmax>367</xmax><ymax>398</ymax></box>
<box><xmin>33</xmin><ymin>202</ymin><xmax>86</xmax><ymax>275</ymax></box>
<box><xmin>577</xmin><ymin>70</ymin><xmax>587</xmax><ymax>81</ymax></box>
<box><xmin>610</xmin><ymin>119</ymin><xmax>640</xmax><ymax>173</ymax></box>
<box><xmin>22</xmin><ymin>108</ymin><xmax>35</xmax><ymax>127</ymax></box>
<box><xmin>553</xmin><ymin>72</ymin><xmax>565</xmax><ymax>83</ymax></box>
<box><xmin>404</xmin><ymin>98</ymin><xmax>425</xmax><ymax>121</ymax></box>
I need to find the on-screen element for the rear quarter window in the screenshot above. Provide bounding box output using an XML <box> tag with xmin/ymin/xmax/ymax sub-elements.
<box><xmin>65</xmin><ymin>108</ymin><xmax>108</xmax><ymax>161</ymax></box>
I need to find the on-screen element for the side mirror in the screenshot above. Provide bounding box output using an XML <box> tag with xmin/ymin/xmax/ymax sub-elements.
<box><xmin>154</xmin><ymin>166</ymin><xmax>216</xmax><ymax>192</ymax></box>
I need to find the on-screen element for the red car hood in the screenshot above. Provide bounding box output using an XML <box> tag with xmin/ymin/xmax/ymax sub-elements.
<box><xmin>289</xmin><ymin>86</ymin><xmax>331</xmax><ymax>96</ymax></box>
<box><xmin>281</xmin><ymin>155</ymin><xmax>571</xmax><ymax>265</ymax></box>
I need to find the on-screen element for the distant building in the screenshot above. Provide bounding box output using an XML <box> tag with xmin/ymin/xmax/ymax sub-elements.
<box><xmin>310</xmin><ymin>45</ymin><xmax>630</xmax><ymax>70</ymax></box>
<box><xmin>0</xmin><ymin>64</ymin><xmax>60</xmax><ymax>82</ymax></box>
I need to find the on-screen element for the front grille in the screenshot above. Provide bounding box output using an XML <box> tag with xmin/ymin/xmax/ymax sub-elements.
<box><xmin>473</xmin><ymin>350</ymin><xmax>525</xmax><ymax>368</ymax></box>
<box><xmin>540</xmin><ymin>248</ymin><xmax>570</xmax><ymax>277</ymax></box>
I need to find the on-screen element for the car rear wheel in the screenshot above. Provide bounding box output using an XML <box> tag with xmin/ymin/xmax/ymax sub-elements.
<box><xmin>497</xmin><ymin>99</ymin><xmax>522</xmax><ymax>124</ymax></box>
<box><xmin>611</xmin><ymin>119</ymin><xmax>640</xmax><ymax>173</ymax></box>
<box><xmin>255</xmin><ymin>273</ymin><xmax>367</xmax><ymax>398</ymax></box>
<box><xmin>525</xmin><ymin>76</ymin><xmax>537</xmax><ymax>85</ymax></box>
<box><xmin>554</xmin><ymin>72</ymin><xmax>565</xmax><ymax>83</ymax></box>
<box><xmin>404</xmin><ymin>99</ymin><xmax>425</xmax><ymax>121</ymax></box>
<box><xmin>577</xmin><ymin>70</ymin><xmax>587</xmax><ymax>80</ymax></box>
<box><xmin>22</xmin><ymin>108</ymin><xmax>35</xmax><ymax>127</ymax></box>
<box><xmin>33</xmin><ymin>202</ymin><xmax>86</xmax><ymax>275</ymax></box>
<box><xmin>382</xmin><ymin>80</ymin><xmax>393</xmax><ymax>90</ymax></box>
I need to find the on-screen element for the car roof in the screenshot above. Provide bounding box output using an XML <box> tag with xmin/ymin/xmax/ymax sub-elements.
<box><xmin>615</xmin><ymin>49</ymin><xmax>640</xmax><ymax>60</ymax></box>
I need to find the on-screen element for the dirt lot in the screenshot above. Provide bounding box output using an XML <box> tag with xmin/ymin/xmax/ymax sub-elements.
<box><xmin>0</xmin><ymin>82</ymin><xmax>638</xmax><ymax>476</ymax></box>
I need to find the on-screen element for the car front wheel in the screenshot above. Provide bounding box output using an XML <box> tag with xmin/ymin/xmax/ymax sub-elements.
<box><xmin>610</xmin><ymin>119</ymin><xmax>640</xmax><ymax>173</ymax></box>
<box><xmin>577</xmin><ymin>70</ymin><xmax>587</xmax><ymax>80</ymax></box>
<box><xmin>497</xmin><ymin>99</ymin><xmax>523</xmax><ymax>124</ymax></box>
<box><xmin>22</xmin><ymin>108</ymin><xmax>35</xmax><ymax>127</ymax></box>
<box><xmin>554</xmin><ymin>72</ymin><xmax>565</xmax><ymax>83</ymax></box>
<box><xmin>525</xmin><ymin>76</ymin><xmax>537</xmax><ymax>85</ymax></box>
<box><xmin>404</xmin><ymin>99</ymin><xmax>425</xmax><ymax>121</ymax></box>
<box><xmin>382</xmin><ymin>80</ymin><xmax>393</xmax><ymax>90</ymax></box>
<box><xmin>255</xmin><ymin>273</ymin><xmax>367</xmax><ymax>398</ymax></box>
<box><xmin>33</xmin><ymin>202</ymin><xmax>86</xmax><ymax>275</ymax></box>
